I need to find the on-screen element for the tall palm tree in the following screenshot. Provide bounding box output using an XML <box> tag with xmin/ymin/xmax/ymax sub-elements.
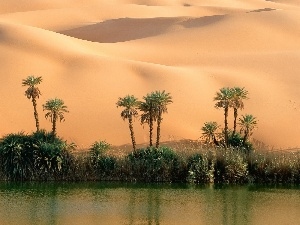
<box><xmin>139</xmin><ymin>93</ymin><xmax>157</xmax><ymax>147</ymax></box>
<box><xmin>201</xmin><ymin>121</ymin><xmax>220</xmax><ymax>146</ymax></box>
<box><xmin>231</xmin><ymin>87</ymin><xmax>248</xmax><ymax>136</ymax></box>
<box><xmin>151</xmin><ymin>90</ymin><xmax>173</xmax><ymax>148</ymax></box>
<box><xmin>214</xmin><ymin>87</ymin><xmax>233</xmax><ymax>147</ymax></box>
<box><xmin>43</xmin><ymin>98</ymin><xmax>69</xmax><ymax>137</ymax></box>
<box><xmin>238</xmin><ymin>114</ymin><xmax>257</xmax><ymax>145</ymax></box>
<box><xmin>116</xmin><ymin>95</ymin><xmax>139</xmax><ymax>151</ymax></box>
<box><xmin>22</xmin><ymin>75</ymin><xmax>43</xmax><ymax>131</ymax></box>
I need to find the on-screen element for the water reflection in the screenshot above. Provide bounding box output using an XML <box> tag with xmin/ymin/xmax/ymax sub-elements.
<box><xmin>0</xmin><ymin>183</ymin><xmax>299</xmax><ymax>225</ymax></box>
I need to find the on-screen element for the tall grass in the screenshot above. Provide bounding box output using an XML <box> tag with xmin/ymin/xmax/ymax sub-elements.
<box><xmin>248</xmin><ymin>151</ymin><xmax>300</xmax><ymax>184</ymax></box>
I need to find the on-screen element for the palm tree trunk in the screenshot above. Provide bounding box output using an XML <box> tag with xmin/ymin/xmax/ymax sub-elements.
<box><xmin>149</xmin><ymin>114</ymin><xmax>153</xmax><ymax>147</ymax></box>
<box><xmin>52</xmin><ymin>113</ymin><xmax>57</xmax><ymax>137</ymax></box>
<box><xmin>31</xmin><ymin>97</ymin><xmax>40</xmax><ymax>131</ymax></box>
<box><xmin>242</xmin><ymin>130</ymin><xmax>249</xmax><ymax>145</ymax></box>
<box><xmin>156</xmin><ymin>111</ymin><xmax>162</xmax><ymax>148</ymax></box>
<box><xmin>213</xmin><ymin>135</ymin><xmax>219</xmax><ymax>146</ymax></box>
<box><xmin>224</xmin><ymin>106</ymin><xmax>229</xmax><ymax>147</ymax></box>
<box><xmin>233</xmin><ymin>108</ymin><xmax>238</xmax><ymax>136</ymax></box>
<box><xmin>128</xmin><ymin>116</ymin><xmax>136</xmax><ymax>151</ymax></box>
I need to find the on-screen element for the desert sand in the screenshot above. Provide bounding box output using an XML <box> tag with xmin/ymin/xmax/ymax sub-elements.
<box><xmin>0</xmin><ymin>0</ymin><xmax>299</xmax><ymax>149</ymax></box>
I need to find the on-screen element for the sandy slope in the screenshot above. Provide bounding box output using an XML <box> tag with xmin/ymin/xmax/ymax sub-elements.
<box><xmin>0</xmin><ymin>0</ymin><xmax>299</xmax><ymax>149</ymax></box>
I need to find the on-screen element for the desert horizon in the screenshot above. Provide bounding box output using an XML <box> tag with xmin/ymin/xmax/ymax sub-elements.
<box><xmin>0</xmin><ymin>0</ymin><xmax>299</xmax><ymax>149</ymax></box>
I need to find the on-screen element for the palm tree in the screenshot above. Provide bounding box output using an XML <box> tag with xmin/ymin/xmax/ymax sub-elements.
<box><xmin>238</xmin><ymin>114</ymin><xmax>257</xmax><ymax>145</ymax></box>
<box><xmin>151</xmin><ymin>90</ymin><xmax>173</xmax><ymax>148</ymax></box>
<box><xmin>214</xmin><ymin>87</ymin><xmax>233</xmax><ymax>147</ymax></box>
<box><xmin>139</xmin><ymin>93</ymin><xmax>157</xmax><ymax>147</ymax></box>
<box><xmin>201</xmin><ymin>121</ymin><xmax>220</xmax><ymax>146</ymax></box>
<box><xmin>231</xmin><ymin>87</ymin><xmax>248</xmax><ymax>136</ymax></box>
<box><xmin>43</xmin><ymin>98</ymin><xmax>69</xmax><ymax>137</ymax></box>
<box><xmin>22</xmin><ymin>75</ymin><xmax>43</xmax><ymax>131</ymax></box>
<box><xmin>116</xmin><ymin>95</ymin><xmax>139</xmax><ymax>150</ymax></box>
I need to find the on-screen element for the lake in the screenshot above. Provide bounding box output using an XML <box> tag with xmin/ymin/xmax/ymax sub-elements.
<box><xmin>0</xmin><ymin>182</ymin><xmax>299</xmax><ymax>225</ymax></box>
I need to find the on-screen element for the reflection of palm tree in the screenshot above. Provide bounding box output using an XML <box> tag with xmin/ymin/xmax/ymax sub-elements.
<box><xmin>219</xmin><ymin>187</ymin><xmax>252</xmax><ymax>225</ymax></box>
<box><xmin>22</xmin><ymin>75</ymin><xmax>42</xmax><ymax>131</ymax></box>
<box><xmin>147</xmin><ymin>189</ymin><xmax>161</xmax><ymax>225</ymax></box>
<box><xmin>128</xmin><ymin>189</ymin><xmax>137</xmax><ymax>225</ymax></box>
<box><xmin>48</xmin><ymin>185</ymin><xmax>59</xmax><ymax>225</ymax></box>
<box><xmin>116</xmin><ymin>95</ymin><xmax>139</xmax><ymax>150</ymax></box>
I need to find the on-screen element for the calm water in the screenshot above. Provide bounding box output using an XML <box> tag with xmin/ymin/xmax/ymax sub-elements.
<box><xmin>0</xmin><ymin>182</ymin><xmax>299</xmax><ymax>225</ymax></box>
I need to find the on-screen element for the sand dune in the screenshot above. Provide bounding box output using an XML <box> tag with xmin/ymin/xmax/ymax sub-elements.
<box><xmin>0</xmin><ymin>0</ymin><xmax>299</xmax><ymax>149</ymax></box>
<box><xmin>60</xmin><ymin>15</ymin><xmax>227</xmax><ymax>43</ymax></box>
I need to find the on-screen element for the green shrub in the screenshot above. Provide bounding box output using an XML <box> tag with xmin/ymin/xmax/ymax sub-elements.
<box><xmin>89</xmin><ymin>141</ymin><xmax>110</xmax><ymax>163</ymax></box>
<box><xmin>88</xmin><ymin>140</ymin><xmax>117</xmax><ymax>180</ymax></box>
<box><xmin>187</xmin><ymin>153</ymin><xmax>211</xmax><ymax>184</ymax></box>
<box><xmin>35</xmin><ymin>141</ymin><xmax>64</xmax><ymax>178</ymax></box>
<box><xmin>0</xmin><ymin>131</ymin><xmax>75</xmax><ymax>181</ymax></box>
<box><xmin>0</xmin><ymin>132</ymin><xmax>36</xmax><ymax>181</ymax></box>
<box><xmin>32</xmin><ymin>129</ymin><xmax>55</xmax><ymax>142</ymax></box>
<box><xmin>126</xmin><ymin>146</ymin><xmax>180</xmax><ymax>182</ymax></box>
<box><xmin>228</xmin><ymin>131</ymin><xmax>253</xmax><ymax>153</ymax></box>
<box><xmin>96</xmin><ymin>156</ymin><xmax>117</xmax><ymax>179</ymax></box>
<box><xmin>214</xmin><ymin>148</ymin><xmax>248</xmax><ymax>184</ymax></box>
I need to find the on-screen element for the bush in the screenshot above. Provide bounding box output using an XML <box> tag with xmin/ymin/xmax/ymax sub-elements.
<box><xmin>0</xmin><ymin>131</ymin><xmax>75</xmax><ymax>181</ymax></box>
<box><xmin>88</xmin><ymin>140</ymin><xmax>117</xmax><ymax>179</ymax></box>
<box><xmin>89</xmin><ymin>140</ymin><xmax>110</xmax><ymax>164</ymax></box>
<box><xmin>214</xmin><ymin>148</ymin><xmax>248</xmax><ymax>184</ymax></box>
<box><xmin>187</xmin><ymin>153</ymin><xmax>211</xmax><ymax>184</ymax></box>
<box><xmin>0</xmin><ymin>132</ymin><xmax>36</xmax><ymax>181</ymax></box>
<box><xmin>228</xmin><ymin>131</ymin><xmax>253</xmax><ymax>153</ymax></box>
<box><xmin>126</xmin><ymin>146</ymin><xmax>181</xmax><ymax>182</ymax></box>
<box><xmin>35</xmin><ymin>140</ymin><xmax>64</xmax><ymax>179</ymax></box>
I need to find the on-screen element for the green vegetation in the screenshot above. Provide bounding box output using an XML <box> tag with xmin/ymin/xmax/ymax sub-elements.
<box><xmin>0</xmin><ymin>130</ymin><xmax>74</xmax><ymax>181</ymax></box>
<box><xmin>116</xmin><ymin>95</ymin><xmax>139</xmax><ymax>151</ymax></box>
<box><xmin>201</xmin><ymin>121</ymin><xmax>220</xmax><ymax>146</ymax></box>
<box><xmin>125</xmin><ymin>146</ymin><xmax>181</xmax><ymax>182</ymax></box>
<box><xmin>0</xmin><ymin>77</ymin><xmax>296</xmax><ymax>184</ymax></box>
<box><xmin>151</xmin><ymin>90</ymin><xmax>173</xmax><ymax>148</ymax></box>
<box><xmin>139</xmin><ymin>93</ymin><xmax>157</xmax><ymax>147</ymax></box>
<box><xmin>209</xmin><ymin>86</ymin><xmax>256</xmax><ymax>151</ymax></box>
<box><xmin>214</xmin><ymin>87</ymin><xmax>232</xmax><ymax>147</ymax></box>
<box><xmin>22</xmin><ymin>75</ymin><xmax>43</xmax><ymax>132</ymax></box>
<box><xmin>231</xmin><ymin>87</ymin><xmax>248</xmax><ymax>136</ymax></box>
<box><xmin>134</xmin><ymin>90</ymin><xmax>173</xmax><ymax>148</ymax></box>
<box><xmin>43</xmin><ymin>98</ymin><xmax>69</xmax><ymax>137</ymax></box>
<box><xmin>0</xmin><ymin>135</ymin><xmax>298</xmax><ymax>184</ymax></box>
<box><xmin>239</xmin><ymin>114</ymin><xmax>258</xmax><ymax>145</ymax></box>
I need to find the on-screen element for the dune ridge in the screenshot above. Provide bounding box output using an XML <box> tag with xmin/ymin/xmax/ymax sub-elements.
<box><xmin>0</xmin><ymin>0</ymin><xmax>299</xmax><ymax>149</ymax></box>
